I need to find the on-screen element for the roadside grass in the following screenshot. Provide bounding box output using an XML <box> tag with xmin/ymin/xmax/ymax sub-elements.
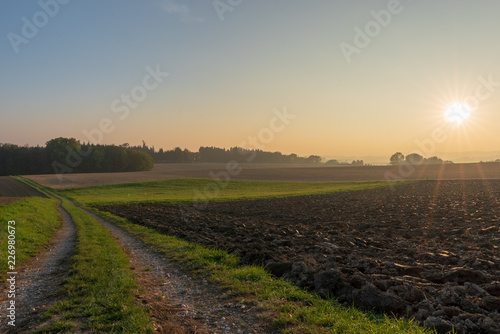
<box><xmin>33</xmin><ymin>198</ymin><xmax>153</xmax><ymax>333</ymax></box>
<box><xmin>91</xmin><ymin>208</ymin><xmax>436</xmax><ymax>334</ymax></box>
<box><xmin>12</xmin><ymin>178</ymin><xmax>153</xmax><ymax>333</ymax></box>
<box><xmin>59</xmin><ymin>178</ymin><xmax>405</xmax><ymax>205</ymax></box>
<box><xmin>0</xmin><ymin>196</ymin><xmax>62</xmax><ymax>281</ymax></box>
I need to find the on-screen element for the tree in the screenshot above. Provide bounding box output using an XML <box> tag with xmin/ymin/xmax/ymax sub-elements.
<box><xmin>426</xmin><ymin>156</ymin><xmax>444</xmax><ymax>164</ymax></box>
<box><xmin>304</xmin><ymin>155</ymin><xmax>322</xmax><ymax>164</ymax></box>
<box><xmin>104</xmin><ymin>146</ymin><xmax>129</xmax><ymax>172</ymax></box>
<box><xmin>127</xmin><ymin>150</ymin><xmax>153</xmax><ymax>171</ymax></box>
<box><xmin>325</xmin><ymin>159</ymin><xmax>339</xmax><ymax>166</ymax></box>
<box><xmin>288</xmin><ymin>153</ymin><xmax>298</xmax><ymax>163</ymax></box>
<box><xmin>405</xmin><ymin>153</ymin><xmax>424</xmax><ymax>165</ymax></box>
<box><xmin>390</xmin><ymin>152</ymin><xmax>404</xmax><ymax>165</ymax></box>
<box><xmin>46</xmin><ymin>137</ymin><xmax>82</xmax><ymax>164</ymax></box>
<box><xmin>91</xmin><ymin>147</ymin><xmax>106</xmax><ymax>171</ymax></box>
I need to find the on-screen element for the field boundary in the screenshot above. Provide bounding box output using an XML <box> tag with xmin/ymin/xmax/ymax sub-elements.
<box><xmin>88</xmin><ymin>206</ymin><xmax>435</xmax><ymax>334</ymax></box>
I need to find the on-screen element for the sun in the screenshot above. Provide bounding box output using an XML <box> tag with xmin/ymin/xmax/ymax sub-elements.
<box><xmin>445</xmin><ymin>102</ymin><xmax>471</xmax><ymax>124</ymax></box>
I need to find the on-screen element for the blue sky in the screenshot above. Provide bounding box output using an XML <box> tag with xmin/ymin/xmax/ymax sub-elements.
<box><xmin>1</xmin><ymin>0</ymin><xmax>500</xmax><ymax>162</ymax></box>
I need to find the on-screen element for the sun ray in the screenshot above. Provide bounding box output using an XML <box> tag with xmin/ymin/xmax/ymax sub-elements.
<box><xmin>474</xmin><ymin>164</ymin><xmax>500</xmax><ymax>217</ymax></box>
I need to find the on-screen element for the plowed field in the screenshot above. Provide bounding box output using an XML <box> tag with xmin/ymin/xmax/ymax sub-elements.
<box><xmin>0</xmin><ymin>177</ymin><xmax>46</xmax><ymax>205</ymax></box>
<box><xmin>97</xmin><ymin>180</ymin><xmax>500</xmax><ymax>333</ymax></box>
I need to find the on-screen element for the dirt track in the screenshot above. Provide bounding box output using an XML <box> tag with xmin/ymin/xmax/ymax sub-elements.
<box><xmin>84</xmin><ymin>208</ymin><xmax>278</xmax><ymax>334</ymax></box>
<box><xmin>27</xmin><ymin>162</ymin><xmax>500</xmax><ymax>189</ymax></box>
<box><xmin>98</xmin><ymin>180</ymin><xmax>500</xmax><ymax>334</ymax></box>
<box><xmin>0</xmin><ymin>202</ymin><xmax>75</xmax><ymax>333</ymax></box>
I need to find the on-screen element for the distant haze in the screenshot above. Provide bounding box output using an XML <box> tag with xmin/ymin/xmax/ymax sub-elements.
<box><xmin>1</xmin><ymin>1</ymin><xmax>500</xmax><ymax>158</ymax></box>
<box><xmin>324</xmin><ymin>151</ymin><xmax>500</xmax><ymax>165</ymax></box>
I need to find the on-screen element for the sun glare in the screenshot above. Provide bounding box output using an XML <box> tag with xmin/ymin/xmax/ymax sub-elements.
<box><xmin>445</xmin><ymin>102</ymin><xmax>471</xmax><ymax>124</ymax></box>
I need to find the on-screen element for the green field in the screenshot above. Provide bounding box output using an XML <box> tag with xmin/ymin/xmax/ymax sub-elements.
<box><xmin>60</xmin><ymin>178</ymin><xmax>397</xmax><ymax>205</ymax></box>
<box><xmin>0</xmin><ymin>197</ymin><xmax>62</xmax><ymax>281</ymax></box>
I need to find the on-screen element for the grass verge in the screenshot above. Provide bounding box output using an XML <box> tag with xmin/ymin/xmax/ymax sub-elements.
<box><xmin>34</xmin><ymin>198</ymin><xmax>152</xmax><ymax>333</ymax></box>
<box><xmin>0</xmin><ymin>197</ymin><xmax>62</xmax><ymax>281</ymax></box>
<box><xmin>59</xmin><ymin>178</ymin><xmax>403</xmax><ymax>205</ymax></box>
<box><xmin>13</xmin><ymin>178</ymin><xmax>153</xmax><ymax>333</ymax></box>
<box><xmin>91</xmin><ymin>207</ymin><xmax>435</xmax><ymax>334</ymax></box>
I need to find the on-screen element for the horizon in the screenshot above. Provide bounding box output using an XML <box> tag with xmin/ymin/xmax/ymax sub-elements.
<box><xmin>2</xmin><ymin>136</ymin><xmax>499</xmax><ymax>165</ymax></box>
<box><xmin>2</xmin><ymin>1</ymin><xmax>500</xmax><ymax>160</ymax></box>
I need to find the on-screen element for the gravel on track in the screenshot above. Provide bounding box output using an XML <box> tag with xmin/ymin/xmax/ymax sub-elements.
<box><xmin>83</xmin><ymin>208</ymin><xmax>278</xmax><ymax>334</ymax></box>
<box><xmin>0</xmin><ymin>202</ymin><xmax>76</xmax><ymax>333</ymax></box>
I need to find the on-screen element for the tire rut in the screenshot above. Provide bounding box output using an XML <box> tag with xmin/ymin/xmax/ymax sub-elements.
<box><xmin>0</xmin><ymin>201</ymin><xmax>77</xmax><ymax>333</ymax></box>
<box><xmin>82</xmin><ymin>207</ymin><xmax>278</xmax><ymax>334</ymax></box>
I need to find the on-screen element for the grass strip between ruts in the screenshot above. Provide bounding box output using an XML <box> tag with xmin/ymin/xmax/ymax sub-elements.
<box><xmin>13</xmin><ymin>177</ymin><xmax>153</xmax><ymax>333</ymax></box>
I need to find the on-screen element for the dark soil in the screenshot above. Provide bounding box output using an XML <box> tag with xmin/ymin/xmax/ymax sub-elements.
<box><xmin>96</xmin><ymin>180</ymin><xmax>500</xmax><ymax>334</ymax></box>
<box><xmin>0</xmin><ymin>177</ymin><xmax>46</xmax><ymax>198</ymax></box>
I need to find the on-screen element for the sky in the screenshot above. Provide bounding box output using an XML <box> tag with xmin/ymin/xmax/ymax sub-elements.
<box><xmin>1</xmin><ymin>0</ymin><xmax>500</xmax><ymax>163</ymax></box>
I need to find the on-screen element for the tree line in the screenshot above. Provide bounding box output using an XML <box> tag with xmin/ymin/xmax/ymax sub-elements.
<box><xmin>0</xmin><ymin>139</ymin><xmax>330</xmax><ymax>176</ymax></box>
<box><xmin>0</xmin><ymin>138</ymin><xmax>153</xmax><ymax>176</ymax></box>
<box><xmin>130</xmin><ymin>142</ymin><xmax>326</xmax><ymax>165</ymax></box>
<box><xmin>126</xmin><ymin>143</ymin><xmax>371</xmax><ymax>166</ymax></box>
<box><xmin>389</xmin><ymin>152</ymin><xmax>451</xmax><ymax>165</ymax></box>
